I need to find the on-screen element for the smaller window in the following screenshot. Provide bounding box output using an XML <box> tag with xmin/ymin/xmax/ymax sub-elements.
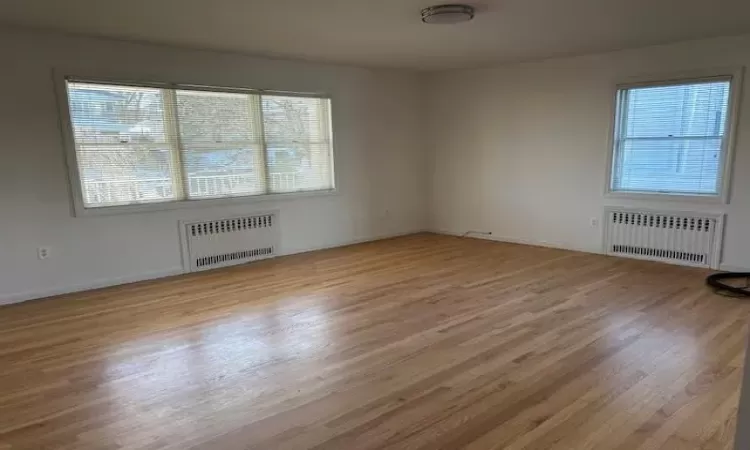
<box><xmin>610</xmin><ymin>77</ymin><xmax>734</xmax><ymax>197</ymax></box>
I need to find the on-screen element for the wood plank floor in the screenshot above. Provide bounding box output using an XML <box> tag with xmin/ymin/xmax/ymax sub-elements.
<box><xmin>0</xmin><ymin>233</ymin><xmax>748</xmax><ymax>449</ymax></box>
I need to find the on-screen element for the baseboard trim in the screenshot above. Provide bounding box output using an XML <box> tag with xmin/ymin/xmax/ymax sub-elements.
<box><xmin>0</xmin><ymin>267</ymin><xmax>185</xmax><ymax>307</ymax></box>
<box><xmin>278</xmin><ymin>229</ymin><xmax>428</xmax><ymax>257</ymax></box>
<box><xmin>432</xmin><ymin>229</ymin><xmax>749</xmax><ymax>271</ymax></box>
<box><xmin>429</xmin><ymin>229</ymin><xmax>601</xmax><ymax>255</ymax></box>
<box><xmin>0</xmin><ymin>229</ymin><xmax>428</xmax><ymax>307</ymax></box>
<box><xmin>719</xmin><ymin>264</ymin><xmax>750</xmax><ymax>272</ymax></box>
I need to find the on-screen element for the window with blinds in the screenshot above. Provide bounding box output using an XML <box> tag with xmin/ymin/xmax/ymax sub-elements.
<box><xmin>64</xmin><ymin>79</ymin><xmax>335</xmax><ymax>210</ymax></box>
<box><xmin>610</xmin><ymin>78</ymin><xmax>733</xmax><ymax>197</ymax></box>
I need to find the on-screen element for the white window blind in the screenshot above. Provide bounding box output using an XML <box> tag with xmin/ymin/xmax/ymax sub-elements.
<box><xmin>65</xmin><ymin>80</ymin><xmax>335</xmax><ymax>210</ymax></box>
<box><xmin>68</xmin><ymin>83</ymin><xmax>178</xmax><ymax>206</ymax></box>
<box><xmin>262</xmin><ymin>95</ymin><xmax>333</xmax><ymax>194</ymax></box>
<box><xmin>611</xmin><ymin>78</ymin><xmax>732</xmax><ymax>196</ymax></box>
<box><xmin>175</xmin><ymin>90</ymin><xmax>266</xmax><ymax>199</ymax></box>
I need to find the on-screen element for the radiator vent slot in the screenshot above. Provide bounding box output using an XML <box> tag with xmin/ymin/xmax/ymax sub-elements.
<box><xmin>611</xmin><ymin>245</ymin><xmax>705</xmax><ymax>264</ymax></box>
<box><xmin>195</xmin><ymin>247</ymin><xmax>274</xmax><ymax>269</ymax></box>
<box><xmin>180</xmin><ymin>213</ymin><xmax>279</xmax><ymax>272</ymax></box>
<box><xmin>189</xmin><ymin>215</ymin><xmax>273</xmax><ymax>237</ymax></box>
<box><xmin>604</xmin><ymin>209</ymin><xmax>722</xmax><ymax>268</ymax></box>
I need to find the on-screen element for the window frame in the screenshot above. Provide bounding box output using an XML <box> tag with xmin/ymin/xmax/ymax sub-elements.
<box><xmin>54</xmin><ymin>73</ymin><xmax>338</xmax><ymax>217</ymax></box>
<box><xmin>604</xmin><ymin>67</ymin><xmax>743</xmax><ymax>204</ymax></box>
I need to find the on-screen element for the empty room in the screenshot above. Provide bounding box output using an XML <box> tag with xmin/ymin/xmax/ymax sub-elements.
<box><xmin>3</xmin><ymin>0</ymin><xmax>750</xmax><ymax>449</ymax></box>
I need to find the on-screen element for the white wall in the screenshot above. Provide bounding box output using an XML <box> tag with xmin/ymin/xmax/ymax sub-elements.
<box><xmin>0</xmin><ymin>27</ymin><xmax>428</xmax><ymax>304</ymax></box>
<box><xmin>426</xmin><ymin>34</ymin><xmax>750</xmax><ymax>270</ymax></box>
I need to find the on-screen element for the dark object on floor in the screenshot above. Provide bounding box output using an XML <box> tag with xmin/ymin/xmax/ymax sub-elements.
<box><xmin>707</xmin><ymin>272</ymin><xmax>750</xmax><ymax>297</ymax></box>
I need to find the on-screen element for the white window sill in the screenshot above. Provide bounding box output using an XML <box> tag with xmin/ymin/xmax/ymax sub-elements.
<box><xmin>604</xmin><ymin>190</ymin><xmax>726</xmax><ymax>205</ymax></box>
<box><xmin>72</xmin><ymin>188</ymin><xmax>338</xmax><ymax>217</ymax></box>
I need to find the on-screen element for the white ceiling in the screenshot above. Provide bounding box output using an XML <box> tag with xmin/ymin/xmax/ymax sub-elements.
<box><xmin>1</xmin><ymin>0</ymin><xmax>750</xmax><ymax>70</ymax></box>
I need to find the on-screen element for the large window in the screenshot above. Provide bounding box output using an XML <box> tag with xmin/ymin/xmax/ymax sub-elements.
<box><xmin>63</xmin><ymin>79</ymin><xmax>334</xmax><ymax>212</ymax></box>
<box><xmin>610</xmin><ymin>77</ymin><xmax>734</xmax><ymax>197</ymax></box>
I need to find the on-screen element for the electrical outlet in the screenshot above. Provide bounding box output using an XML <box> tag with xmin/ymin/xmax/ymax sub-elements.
<box><xmin>463</xmin><ymin>231</ymin><xmax>493</xmax><ymax>237</ymax></box>
<box><xmin>37</xmin><ymin>247</ymin><xmax>50</xmax><ymax>260</ymax></box>
<box><xmin>589</xmin><ymin>218</ymin><xmax>599</xmax><ymax>228</ymax></box>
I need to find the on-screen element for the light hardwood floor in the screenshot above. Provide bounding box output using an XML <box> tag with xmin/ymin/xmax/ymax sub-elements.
<box><xmin>0</xmin><ymin>233</ymin><xmax>748</xmax><ymax>449</ymax></box>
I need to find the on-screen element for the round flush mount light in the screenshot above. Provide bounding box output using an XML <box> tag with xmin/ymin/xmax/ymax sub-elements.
<box><xmin>421</xmin><ymin>4</ymin><xmax>475</xmax><ymax>24</ymax></box>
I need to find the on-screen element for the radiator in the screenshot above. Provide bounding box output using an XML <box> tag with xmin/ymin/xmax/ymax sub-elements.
<box><xmin>179</xmin><ymin>212</ymin><xmax>279</xmax><ymax>272</ymax></box>
<box><xmin>603</xmin><ymin>208</ymin><xmax>723</xmax><ymax>268</ymax></box>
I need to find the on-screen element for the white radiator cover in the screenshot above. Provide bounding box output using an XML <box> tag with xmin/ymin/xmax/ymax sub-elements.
<box><xmin>179</xmin><ymin>212</ymin><xmax>280</xmax><ymax>272</ymax></box>
<box><xmin>603</xmin><ymin>208</ymin><xmax>723</xmax><ymax>269</ymax></box>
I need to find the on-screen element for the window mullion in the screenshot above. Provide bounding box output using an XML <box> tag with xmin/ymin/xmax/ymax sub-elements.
<box><xmin>320</xmin><ymin>99</ymin><xmax>334</xmax><ymax>188</ymax></box>
<box><xmin>252</xmin><ymin>94</ymin><xmax>270</xmax><ymax>194</ymax></box>
<box><xmin>162</xmin><ymin>88</ymin><xmax>188</xmax><ymax>200</ymax></box>
<box><xmin>612</xmin><ymin>89</ymin><xmax>630</xmax><ymax>190</ymax></box>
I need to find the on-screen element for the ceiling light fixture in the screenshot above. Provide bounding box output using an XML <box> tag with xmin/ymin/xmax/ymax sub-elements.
<box><xmin>421</xmin><ymin>4</ymin><xmax>475</xmax><ymax>24</ymax></box>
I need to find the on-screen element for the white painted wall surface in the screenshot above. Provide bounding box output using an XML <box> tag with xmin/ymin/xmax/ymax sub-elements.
<box><xmin>426</xmin><ymin>35</ymin><xmax>750</xmax><ymax>270</ymax></box>
<box><xmin>0</xmin><ymin>27</ymin><xmax>428</xmax><ymax>304</ymax></box>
